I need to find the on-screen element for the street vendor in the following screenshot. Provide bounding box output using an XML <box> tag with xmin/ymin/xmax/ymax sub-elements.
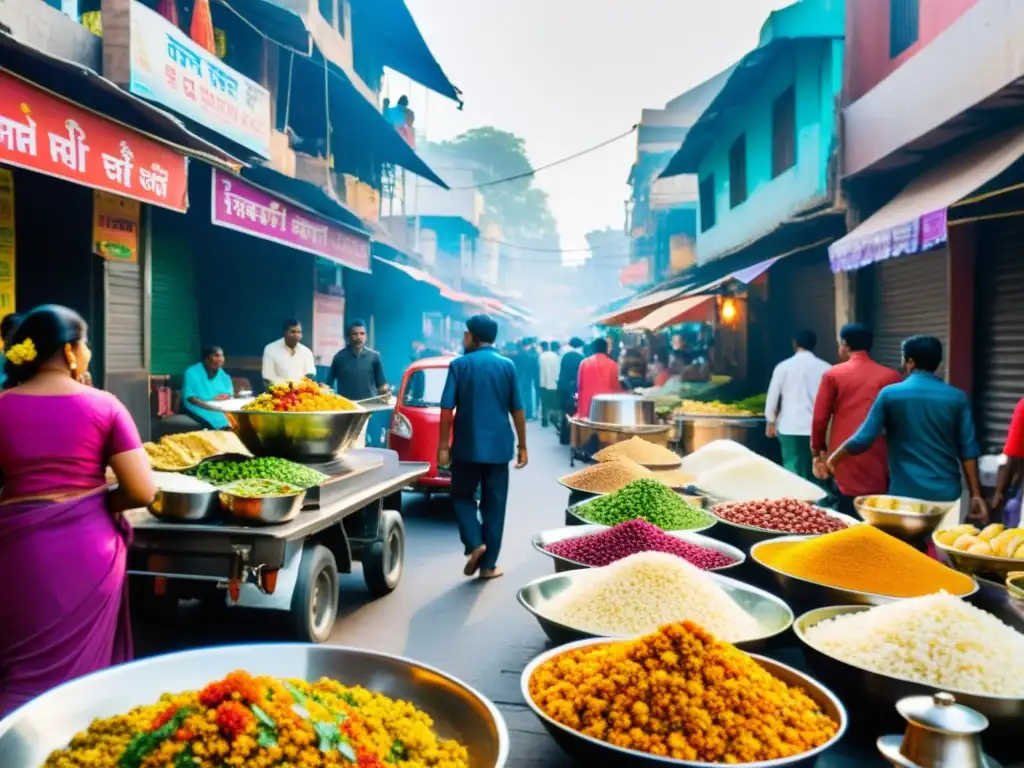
<box><xmin>828</xmin><ymin>335</ymin><xmax>987</xmax><ymax>523</ymax></box>
<box><xmin>181</xmin><ymin>346</ymin><xmax>234</xmax><ymax>430</ymax></box>
<box><xmin>261</xmin><ymin>318</ymin><xmax>316</xmax><ymax>389</ymax></box>
<box><xmin>324</xmin><ymin>318</ymin><xmax>389</xmax><ymax>401</ymax></box>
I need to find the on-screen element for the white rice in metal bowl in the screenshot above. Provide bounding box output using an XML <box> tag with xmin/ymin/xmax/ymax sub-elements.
<box><xmin>539</xmin><ymin>551</ymin><xmax>761</xmax><ymax>640</ymax></box>
<box><xmin>803</xmin><ymin>591</ymin><xmax>1024</xmax><ymax>696</ymax></box>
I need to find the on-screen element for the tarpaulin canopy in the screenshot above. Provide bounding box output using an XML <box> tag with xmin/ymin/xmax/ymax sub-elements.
<box><xmin>625</xmin><ymin>296</ymin><xmax>715</xmax><ymax>332</ymax></box>
<box><xmin>594</xmin><ymin>287</ymin><xmax>690</xmax><ymax>326</ymax></box>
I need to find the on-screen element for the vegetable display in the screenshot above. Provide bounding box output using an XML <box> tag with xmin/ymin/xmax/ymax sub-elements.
<box><xmin>244</xmin><ymin>380</ymin><xmax>361</xmax><ymax>413</ymax></box>
<box><xmin>935</xmin><ymin>522</ymin><xmax>1024</xmax><ymax>559</ymax></box>
<box><xmin>574</xmin><ymin>478</ymin><xmax>713</xmax><ymax>531</ymax></box>
<box><xmin>193</xmin><ymin>456</ymin><xmax>328</xmax><ymax>489</ymax></box>
<box><xmin>42</xmin><ymin>670</ymin><xmax>469</xmax><ymax>767</ymax></box>
<box><xmin>221</xmin><ymin>478</ymin><xmax>304</xmax><ymax>498</ymax></box>
<box><xmin>674</xmin><ymin>398</ymin><xmax>761</xmax><ymax>417</ymax></box>
<box><xmin>713</xmin><ymin>499</ymin><xmax>849</xmax><ymax>534</ymax></box>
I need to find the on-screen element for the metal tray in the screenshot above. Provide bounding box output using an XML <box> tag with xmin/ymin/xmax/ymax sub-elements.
<box><xmin>531</xmin><ymin>524</ymin><xmax>744</xmax><ymax>574</ymax></box>
<box><xmin>147</xmin><ymin>487</ymin><xmax>221</xmax><ymax>522</ymax></box>
<box><xmin>0</xmin><ymin>643</ymin><xmax>509</xmax><ymax>768</ymax></box>
<box><xmin>854</xmin><ymin>494</ymin><xmax>953</xmax><ymax>541</ymax></box>
<box><xmin>933</xmin><ymin>531</ymin><xmax>1024</xmax><ymax>582</ymax></box>
<box><xmin>521</xmin><ymin>637</ymin><xmax>846</xmax><ymax>767</ymax></box>
<box><xmin>566</xmin><ymin>496</ymin><xmax>717</xmax><ymax>533</ymax></box>
<box><xmin>218</xmin><ymin>482</ymin><xmax>307</xmax><ymax>526</ymax></box>
<box><xmin>516</xmin><ymin>569</ymin><xmax>794</xmax><ymax>651</ymax></box>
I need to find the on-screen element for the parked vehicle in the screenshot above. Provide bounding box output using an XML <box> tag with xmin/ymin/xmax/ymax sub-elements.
<box><xmin>389</xmin><ymin>356</ymin><xmax>453</xmax><ymax>495</ymax></box>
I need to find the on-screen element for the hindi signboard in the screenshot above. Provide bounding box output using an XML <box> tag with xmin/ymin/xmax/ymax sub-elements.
<box><xmin>130</xmin><ymin>1</ymin><xmax>271</xmax><ymax>158</ymax></box>
<box><xmin>210</xmin><ymin>169</ymin><xmax>371</xmax><ymax>272</ymax></box>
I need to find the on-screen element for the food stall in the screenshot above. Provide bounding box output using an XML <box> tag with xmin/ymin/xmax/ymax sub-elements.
<box><xmin>128</xmin><ymin>382</ymin><xmax>428</xmax><ymax>643</ymax></box>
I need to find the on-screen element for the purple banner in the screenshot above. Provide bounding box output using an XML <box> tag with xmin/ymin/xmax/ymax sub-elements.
<box><xmin>828</xmin><ymin>208</ymin><xmax>948</xmax><ymax>274</ymax></box>
<box><xmin>210</xmin><ymin>170</ymin><xmax>370</xmax><ymax>272</ymax></box>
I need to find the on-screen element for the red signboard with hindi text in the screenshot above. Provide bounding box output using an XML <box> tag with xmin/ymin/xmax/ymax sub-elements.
<box><xmin>0</xmin><ymin>71</ymin><xmax>188</xmax><ymax>211</ymax></box>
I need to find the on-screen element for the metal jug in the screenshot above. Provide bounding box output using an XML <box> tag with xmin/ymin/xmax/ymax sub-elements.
<box><xmin>877</xmin><ymin>692</ymin><xmax>1002</xmax><ymax>768</ymax></box>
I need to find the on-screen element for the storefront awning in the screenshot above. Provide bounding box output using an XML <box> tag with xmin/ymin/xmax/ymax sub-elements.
<box><xmin>373</xmin><ymin>255</ymin><xmax>473</xmax><ymax>302</ymax></box>
<box><xmin>217</xmin><ymin>0</ymin><xmax>312</xmax><ymax>56</ymax></box>
<box><xmin>683</xmin><ymin>256</ymin><xmax>781</xmax><ymax>295</ymax></box>
<box><xmin>594</xmin><ymin>286</ymin><xmax>690</xmax><ymax>326</ymax></box>
<box><xmin>624</xmin><ymin>296</ymin><xmax>715</xmax><ymax>333</ymax></box>
<box><xmin>829</xmin><ymin>129</ymin><xmax>1024</xmax><ymax>273</ymax></box>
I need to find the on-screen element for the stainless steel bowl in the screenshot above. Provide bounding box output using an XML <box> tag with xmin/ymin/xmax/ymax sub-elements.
<box><xmin>750</xmin><ymin>535</ymin><xmax>980</xmax><ymax>611</ymax></box>
<box><xmin>933</xmin><ymin>532</ymin><xmax>1024</xmax><ymax>582</ymax></box>
<box><xmin>148</xmin><ymin>488</ymin><xmax>221</xmax><ymax>522</ymax></box>
<box><xmin>531</xmin><ymin>524</ymin><xmax>745</xmax><ymax>574</ymax></box>
<box><xmin>0</xmin><ymin>644</ymin><xmax>510</xmax><ymax>767</ymax></box>
<box><xmin>218</xmin><ymin>483</ymin><xmax>307</xmax><ymax>525</ymax></box>
<box><xmin>708</xmin><ymin>506</ymin><xmax>861</xmax><ymax>549</ymax></box>
<box><xmin>225</xmin><ymin>404</ymin><xmax>384</xmax><ymax>461</ymax></box>
<box><xmin>588</xmin><ymin>393</ymin><xmax>656</xmax><ymax>426</ymax></box>
<box><xmin>516</xmin><ymin>569</ymin><xmax>794</xmax><ymax>651</ymax></box>
<box><xmin>794</xmin><ymin>605</ymin><xmax>1024</xmax><ymax>733</ymax></box>
<box><xmin>566</xmin><ymin>497</ymin><xmax>717</xmax><ymax>534</ymax></box>
<box><xmin>521</xmin><ymin>637</ymin><xmax>846</xmax><ymax>767</ymax></box>
<box><xmin>855</xmin><ymin>494</ymin><xmax>954</xmax><ymax>541</ymax></box>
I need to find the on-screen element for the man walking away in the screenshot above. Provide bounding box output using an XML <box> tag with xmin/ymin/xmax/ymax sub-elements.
<box><xmin>828</xmin><ymin>335</ymin><xmax>987</xmax><ymax>524</ymax></box>
<box><xmin>557</xmin><ymin>337</ymin><xmax>585</xmax><ymax>444</ymax></box>
<box><xmin>538</xmin><ymin>341</ymin><xmax>560</xmax><ymax>427</ymax></box>
<box><xmin>326</xmin><ymin>319</ymin><xmax>389</xmax><ymax>401</ymax></box>
<box><xmin>262</xmin><ymin>319</ymin><xmax>316</xmax><ymax>389</ymax></box>
<box><xmin>766</xmin><ymin>330</ymin><xmax>831</xmax><ymax>481</ymax></box>
<box><xmin>438</xmin><ymin>315</ymin><xmax>528</xmax><ymax>580</ymax></box>
<box><xmin>811</xmin><ymin>324</ymin><xmax>901</xmax><ymax>517</ymax></box>
<box><xmin>514</xmin><ymin>339</ymin><xmax>538</xmax><ymax>421</ymax></box>
<box><xmin>576</xmin><ymin>337</ymin><xmax>622</xmax><ymax>421</ymax></box>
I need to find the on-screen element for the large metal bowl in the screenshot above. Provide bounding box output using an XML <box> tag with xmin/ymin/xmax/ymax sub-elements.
<box><xmin>567</xmin><ymin>497</ymin><xmax>717</xmax><ymax>533</ymax></box>
<box><xmin>588</xmin><ymin>393</ymin><xmax>656</xmax><ymax>426</ymax></box>
<box><xmin>218</xmin><ymin>483</ymin><xmax>307</xmax><ymax>525</ymax></box>
<box><xmin>225</xmin><ymin>404</ymin><xmax>384</xmax><ymax>461</ymax></box>
<box><xmin>0</xmin><ymin>644</ymin><xmax>509</xmax><ymax>767</ymax></box>
<box><xmin>531</xmin><ymin>524</ymin><xmax>745</xmax><ymax>574</ymax></box>
<box><xmin>794</xmin><ymin>605</ymin><xmax>1024</xmax><ymax>733</ymax></box>
<box><xmin>854</xmin><ymin>494</ymin><xmax>954</xmax><ymax>541</ymax></box>
<box><xmin>521</xmin><ymin>637</ymin><xmax>846</xmax><ymax>767</ymax></box>
<box><xmin>933</xmin><ymin>532</ymin><xmax>1024</xmax><ymax>582</ymax></box>
<box><xmin>148</xmin><ymin>488</ymin><xmax>221</xmax><ymax>522</ymax></box>
<box><xmin>516</xmin><ymin>569</ymin><xmax>794</xmax><ymax>651</ymax></box>
<box><xmin>750</xmin><ymin>535</ymin><xmax>979</xmax><ymax>611</ymax></box>
<box><xmin>707</xmin><ymin>505</ymin><xmax>861</xmax><ymax>549</ymax></box>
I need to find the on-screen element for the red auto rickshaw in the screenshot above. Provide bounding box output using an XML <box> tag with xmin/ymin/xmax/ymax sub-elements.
<box><xmin>388</xmin><ymin>356</ymin><xmax>453</xmax><ymax>496</ymax></box>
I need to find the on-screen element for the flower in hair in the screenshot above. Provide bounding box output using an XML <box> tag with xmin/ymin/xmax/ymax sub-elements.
<box><xmin>6</xmin><ymin>338</ymin><xmax>37</xmax><ymax>366</ymax></box>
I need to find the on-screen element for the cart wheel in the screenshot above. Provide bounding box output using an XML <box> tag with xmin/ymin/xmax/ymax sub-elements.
<box><xmin>362</xmin><ymin>509</ymin><xmax>405</xmax><ymax>597</ymax></box>
<box><xmin>290</xmin><ymin>544</ymin><xmax>339</xmax><ymax>643</ymax></box>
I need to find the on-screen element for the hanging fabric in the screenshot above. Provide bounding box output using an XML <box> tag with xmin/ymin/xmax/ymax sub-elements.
<box><xmin>189</xmin><ymin>0</ymin><xmax>216</xmax><ymax>55</ymax></box>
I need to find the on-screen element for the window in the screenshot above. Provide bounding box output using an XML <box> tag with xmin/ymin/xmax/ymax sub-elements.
<box><xmin>699</xmin><ymin>175</ymin><xmax>716</xmax><ymax>232</ymax></box>
<box><xmin>318</xmin><ymin>0</ymin><xmax>335</xmax><ymax>27</ymax></box>
<box><xmin>728</xmin><ymin>135</ymin><xmax>747</xmax><ymax>208</ymax></box>
<box><xmin>402</xmin><ymin>368</ymin><xmax>449</xmax><ymax>408</ymax></box>
<box><xmin>771</xmin><ymin>86</ymin><xmax>796</xmax><ymax>177</ymax></box>
<box><xmin>890</xmin><ymin>0</ymin><xmax>919</xmax><ymax>57</ymax></box>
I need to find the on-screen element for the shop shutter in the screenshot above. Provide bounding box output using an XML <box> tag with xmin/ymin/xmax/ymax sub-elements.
<box><xmin>150</xmin><ymin>210</ymin><xmax>199</xmax><ymax>376</ymax></box>
<box><xmin>767</xmin><ymin>251</ymin><xmax>838</xmax><ymax>365</ymax></box>
<box><xmin>975</xmin><ymin>219</ymin><xmax>1024</xmax><ymax>453</ymax></box>
<box><xmin>872</xmin><ymin>250</ymin><xmax>949</xmax><ymax>377</ymax></box>
<box><xmin>104</xmin><ymin>260</ymin><xmax>144</xmax><ymax>372</ymax></box>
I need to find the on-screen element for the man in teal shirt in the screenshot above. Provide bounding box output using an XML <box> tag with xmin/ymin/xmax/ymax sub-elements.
<box><xmin>828</xmin><ymin>335</ymin><xmax>987</xmax><ymax>522</ymax></box>
<box><xmin>181</xmin><ymin>346</ymin><xmax>234</xmax><ymax>429</ymax></box>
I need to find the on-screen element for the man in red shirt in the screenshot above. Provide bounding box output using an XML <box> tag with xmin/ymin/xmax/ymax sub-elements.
<box><xmin>576</xmin><ymin>337</ymin><xmax>622</xmax><ymax>420</ymax></box>
<box><xmin>811</xmin><ymin>323</ymin><xmax>901</xmax><ymax>517</ymax></box>
<box><xmin>991</xmin><ymin>398</ymin><xmax>1024</xmax><ymax>526</ymax></box>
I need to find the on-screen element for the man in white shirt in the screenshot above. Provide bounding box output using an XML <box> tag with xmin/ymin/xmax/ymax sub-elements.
<box><xmin>765</xmin><ymin>329</ymin><xmax>831</xmax><ymax>481</ymax></box>
<box><xmin>262</xmin><ymin>318</ymin><xmax>316</xmax><ymax>389</ymax></box>
<box><xmin>538</xmin><ymin>340</ymin><xmax>561</xmax><ymax>427</ymax></box>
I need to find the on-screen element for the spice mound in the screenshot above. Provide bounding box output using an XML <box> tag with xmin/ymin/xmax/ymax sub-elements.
<box><xmin>540</xmin><ymin>551</ymin><xmax>761</xmax><ymax>640</ymax></box>
<box><xmin>574</xmin><ymin>478</ymin><xmax>714</xmax><ymax>531</ymax></box>
<box><xmin>592</xmin><ymin>436</ymin><xmax>680</xmax><ymax>467</ymax></box>
<box><xmin>559</xmin><ymin>457</ymin><xmax>652</xmax><ymax>493</ymax></box>
<box><xmin>244</xmin><ymin>380</ymin><xmax>361</xmax><ymax>412</ymax></box>
<box><xmin>545</xmin><ymin>519</ymin><xmax>736</xmax><ymax>570</ymax></box>
<box><xmin>42</xmin><ymin>670</ymin><xmax>469</xmax><ymax>768</ymax></box>
<box><xmin>714</xmin><ymin>499</ymin><xmax>848</xmax><ymax>534</ymax></box>
<box><xmin>803</xmin><ymin>592</ymin><xmax>1024</xmax><ymax>696</ymax></box>
<box><xmin>528</xmin><ymin>622</ymin><xmax>839</xmax><ymax>762</ymax></box>
<box><xmin>756</xmin><ymin>525</ymin><xmax>975</xmax><ymax>598</ymax></box>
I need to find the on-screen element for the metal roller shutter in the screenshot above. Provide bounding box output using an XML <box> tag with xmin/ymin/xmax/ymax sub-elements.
<box><xmin>150</xmin><ymin>209</ymin><xmax>199</xmax><ymax>376</ymax></box>
<box><xmin>872</xmin><ymin>250</ymin><xmax>949</xmax><ymax>377</ymax></box>
<box><xmin>768</xmin><ymin>252</ymin><xmax>838</xmax><ymax>365</ymax></box>
<box><xmin>975</xmin><ymin>219</ymin><xmax>1024</xmax><ymax>454</ymax></box>
<box><xmin>104</xmin><ymin>260</ymin><xmax>144</xmax><ymax>372</ymax></box>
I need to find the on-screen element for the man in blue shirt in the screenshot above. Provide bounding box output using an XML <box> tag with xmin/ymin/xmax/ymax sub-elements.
<box><xmin>827</xmin><ymin>335</ymin><xmax>987</xmax><ymax>522</ymax></box>
<box><xmin>438</xmin><ymin>315</ymin><xmax>528</xmax><ymax>580</ymax></box>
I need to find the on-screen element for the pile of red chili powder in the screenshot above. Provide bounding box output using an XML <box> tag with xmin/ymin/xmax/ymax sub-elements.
<box><xmin>545</xmin><ymin>519</ymin><xmax>736</xmax><ymax>570</ymax></box>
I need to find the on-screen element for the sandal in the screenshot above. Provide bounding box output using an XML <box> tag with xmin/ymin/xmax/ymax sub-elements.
<box><xmin>463</xmin><ymin>545</ymin><xmax>487</xmax><ymax>576</ymax></box>
<box><xmin>478</xmin><ymin>567</ymin><xmax>504</xmax><ymax>580</ymax></box>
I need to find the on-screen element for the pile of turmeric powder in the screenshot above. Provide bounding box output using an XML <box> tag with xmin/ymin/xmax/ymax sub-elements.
<box><xmin>755</xmin><ymin>525</ymin><xmax>975</xmax><ymax>598</ymax></box>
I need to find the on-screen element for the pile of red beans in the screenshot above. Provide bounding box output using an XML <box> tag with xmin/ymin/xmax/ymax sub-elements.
<box><xmin>712</xmin><ymin>499</ymin><xmax>848</xmax><ymax>534</ymax></box>
<box><xmin>544</xmin><ymin>518</ymin><xmax>736</xmax><ymax>570</ymax></box>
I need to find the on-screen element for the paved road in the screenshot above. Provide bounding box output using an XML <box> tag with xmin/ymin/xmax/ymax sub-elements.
<box><xmin>137</xmin><ymin>422</ymin><xmax>576</xmax><ymax>766</ymax></box>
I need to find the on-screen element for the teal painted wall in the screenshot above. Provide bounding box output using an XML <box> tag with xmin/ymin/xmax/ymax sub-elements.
<box><xmin>695</xmin><ymin>38</ymin><xmax>843</xmax><ymax>263</ymax></box>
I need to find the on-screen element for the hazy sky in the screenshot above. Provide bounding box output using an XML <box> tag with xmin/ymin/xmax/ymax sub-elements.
<box><xmin>394</xmin><ymin>0</ymin><xmax>791</xmax><ymax>262</ymax></box>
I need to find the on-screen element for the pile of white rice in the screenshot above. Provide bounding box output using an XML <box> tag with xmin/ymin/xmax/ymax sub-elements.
<box><xmin>804</xmin><ymin>592</ymin><xmax>1024</xmax><ymax>696</ymax></box>
<box><xmin>153</xmin><ymin>472</ymin><xmax>218</xmax><ymax>493</ymax></box>
<box><xmin>540</xmin><ymin>551</ymin><xmax>761</xmax><ymax>640</ymax></box>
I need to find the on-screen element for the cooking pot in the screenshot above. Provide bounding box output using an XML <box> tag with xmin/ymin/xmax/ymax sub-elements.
<box><xmin>588</xmin><ymin>394</ymin><xmax>655</xmax><ymax>426</ymax></box>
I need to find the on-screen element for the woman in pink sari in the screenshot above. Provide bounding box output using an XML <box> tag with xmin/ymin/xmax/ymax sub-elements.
<box><xmin>0</xmin><ymin>305</ymin><xmax>155</xmax><ymax>716</ymax></box>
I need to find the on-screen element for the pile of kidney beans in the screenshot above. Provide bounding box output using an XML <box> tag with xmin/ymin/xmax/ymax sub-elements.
<box><xmin>713</xmin><ymin>499</ymin><xmax>848</xmax><ymax>534</ymax></box>
<box><xmin>544</xmin><ymin>518</ymin><xmax>736</xmax><ymax>570</ymax></box>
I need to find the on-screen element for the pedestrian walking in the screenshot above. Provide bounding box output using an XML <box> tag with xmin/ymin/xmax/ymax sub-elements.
<box><xmin>810</xmin><ymin>324</ymin><xmax>901</xmax><ymax>517</ymax></box>
<box><xmin>538</xmin><ymin>340</ymin><xmax>561</xmax><ymax>427</ymax></box>
<box><xmin>765</xmin><ymin>330</ymin><xmax>831</xmax><ymax>482</ymax></box>
<box><xmin>576</xmin><ymin>337</ymin><xmax>621</xmax><ymax>421</ymax></box>
<box><xmin>828</xmin><ymin>335</ymin><xmax>987</xmax><ymax>523</ymax></box>
<box><xmin>437</xmin><ymin>315</ymin><xmax>528</xmax><ymax>580</ymax></box>
<box><xmin>261</xmin><ymin>318</ymin><xmax>316</xmax><ymax>389</ymax></box>
<box><xmin>992</xmin><ymin>397</ymin><xmax>1024</xmax><ymax>528</ymax></box>
<box><xmin>325</xmin><ymin>319</ymin><xmax>389</xmax><ymax>401</ymax></box>
<box><xmin>557</xmin><ymin>337</ymin><xmax>585</xmax><ymax>444</ymax></box>
<box><xmin>514</xmin><ymin>338</ymin><xmax>538</xmax><ymax>421</ymax></box>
